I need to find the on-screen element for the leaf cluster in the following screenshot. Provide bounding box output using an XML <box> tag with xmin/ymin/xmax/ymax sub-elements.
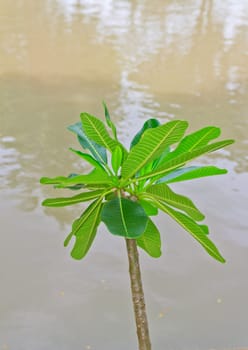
<box><xmin>40</xmin><ymin>103</ymin><xmax>234</xmax><ymax>262</ymax></box>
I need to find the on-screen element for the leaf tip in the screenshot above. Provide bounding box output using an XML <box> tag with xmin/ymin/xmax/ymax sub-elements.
<box><xmin>198</xmin><ymin>213</ymin><xmax>206</xmax><ymax>222</ymax></box>
<box><xmin>70</xmin><ymin>250</ymin><xmax>84</xmax><ymax>260</ymax></box>
<box><xmin>64</xmin><ymin>232</ymin><xmax>73</xmax><ymax>247</ymax></box>
<box><xmin>40</xmin><ymin>177</ymin><xmax>48</xmax><ymax>184</ymax></box>
<box><xmin>67</xmin><ymin>124</ymin><xmax>76</xmax><ymax>133</ymax></box>
<box><xmin>41</xmin><ymin>199</ymin><xmax>48</xmax><ymax>206</ymax></box>
<box><xmin>153</xmin><ymin>250</ymin><xmax>162</xmax><ymax>258</ymax></box>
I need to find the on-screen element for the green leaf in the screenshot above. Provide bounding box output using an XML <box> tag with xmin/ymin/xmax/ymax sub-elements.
<box><xmin>72</xmin><ymin>198</ymin><xmax>102</xmax><ymax>237</ymax></box>
<box><xmin>81</xmin><ymin>113</ymin><xmax>118</xmax><ymax>152</ymax></box>
<box><xmin>165</xmin><ymin>126</ymin><xmax>221</xmax><ymax>161</ymax></box>
<box><xmin>62</xmin><ymin>184</ymin><xmax>85</xmax><ymax>191</ymax></box>
<box><xmin>64</xmin><ymin>231</ymin><xmax>74</xmax><ymax>247</ymax></box>
<box><xmin>64</xmin><ymin>200</ymin><xmax>101</xmax><ymax>248</ymax></box>
<box><xmin>42</xmin><ymin>189</ymin><xmax>105</xmax><ymax>207</ymax></box>
<box><xmin>137</xmin><ymin>139</ymin><xmax>234</xmax><ymax>183</ymax></box>
<box><xmin>136</xmin><ymin>218</ymin><xmax>161</xmax><ymax>258</ymax></box>
<box><xmin>103</xmin><ymin>101</ymin><xmax>117</xmax><ymax>140</ymax></box>
<box><xmin>139</xmin><ymin>160</ymin><xmax>154</xmax><ymax>175</ymax></box>
<box><xmin>137</xmin><ymin>147</ymin><xmax>170</xmax><ymax>189</ymax></box>
<box><xmin>68</xmin><ymin>122</ymin><xmax>107</xmax><ymax>164</ymax></box>
<box><xmin>151</xmin><ymin>146</ymin><xmax>170</xmax><ymax>169</ymax></box>
<box><xmin>40</xmin><ymin>176</ymin><xmax>68</xmax><ymax>185</ymax></box>
<box><xmin>111</xmin><ymin>145</ymin><xmax>123</xmax><ymax>174</ymax></box>
<box><xmin>40</xmin><ymin>168</ymin><xmax>113</xmax><ymax>187</ymax></box>
<box><xmin>130</xmin><ymin>118</ymin><xmax>160</xmax><ymax>149</ymax></box>
<box><xmin>199</xmin><ymin>225</ymin><xmax>209</xmax><ymax>235</ymax></box>
<box><xmin>101</xmin><ymin>196</ymin><xmax>148</xmax><ymax>238</ymax></box>
<box><xmin>121</xmin><ymin>120</ymin><xmax>188</xmax><ymax>181</ymax></box>
<box><xmin>145</xmin><ymin>183</ymin><xmax>205</xmax><ymax>221</ymax></box>
<box><xmin>45</xmin><ymin>173</ymin><xmax>85</xmax><ymax>191</ymax></box>
<box><xmin>69</xmin><ymin>148</ymin><xmax>105</xmax><ymax>171</ymax></box>
<box><xmin>153</xmin><ymin>200</ymin><xmax>225</xmax><ymax>263</ymax></box>
<box><xmin>67</xmin><ymin>200</ymin><xmax>102</xmax><ymax>259</ymax></box>
<box><xmin>157</xmin><ymin>166</ymin><xmax>227</xmax><ymax>184</ymax></box>
<box><xmin>139</xmin><ymin>199</ymin><xmax>158</xmax><ymax>216</ymax></box>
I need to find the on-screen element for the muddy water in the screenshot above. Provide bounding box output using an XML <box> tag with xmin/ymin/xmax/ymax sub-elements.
<box><xmin>0</xmin><ymin>1</ymin><xmax>248</xmax><ymax>349</ymax></box>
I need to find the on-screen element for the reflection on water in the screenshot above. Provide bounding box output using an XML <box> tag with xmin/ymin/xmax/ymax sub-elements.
<box><xmin>1</xmin><ymin>0</ymin><xmax>247</xmax><ymax>171</ymax></box>
<box><xmin>0</xmin><ymin>1</ymin><xmax>248</xmax><ymax>349</ymax></box>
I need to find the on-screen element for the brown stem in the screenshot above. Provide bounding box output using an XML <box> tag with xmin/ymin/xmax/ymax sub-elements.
<box><xmin>125</xmin><ymin>238</ymin><xmax>152</xmax><ymax>350</ymax></box>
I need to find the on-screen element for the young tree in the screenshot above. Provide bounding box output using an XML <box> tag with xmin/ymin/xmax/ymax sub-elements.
<box><xmin>40</xmin><ymin>104</ymin><xmax>234</xmax><ymax>350</ymax></box>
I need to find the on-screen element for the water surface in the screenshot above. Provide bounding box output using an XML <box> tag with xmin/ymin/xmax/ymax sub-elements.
<box><xmin>0</xmin><ymin>1</ymin><xmax>248</xmax><ymax>349</ymax></box>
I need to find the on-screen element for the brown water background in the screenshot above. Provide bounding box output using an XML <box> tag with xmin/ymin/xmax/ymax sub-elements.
<box><xmin>0</xmin><ymin>1</ymin><xmax>248</xmax><ymax>349</ymax></box>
